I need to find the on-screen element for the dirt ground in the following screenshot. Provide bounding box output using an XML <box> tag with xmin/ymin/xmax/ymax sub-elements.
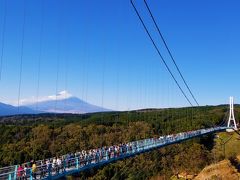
<box><xmin>194</xmin><ymin>159</ymin><xmax>240</xmax><ymax>180</ymax></box>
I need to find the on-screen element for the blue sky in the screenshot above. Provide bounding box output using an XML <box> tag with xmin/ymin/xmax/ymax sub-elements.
<box><xmin>0</xmin><ymin>0</ymin><xmax>240</xmax><ymax>110</ymax></box>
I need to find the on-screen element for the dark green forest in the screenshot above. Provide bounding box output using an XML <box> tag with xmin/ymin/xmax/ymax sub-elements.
<box><xmin>0</xmin><ymin>105</ymin><xmax>239</xmax><ymax>179</ymax></box>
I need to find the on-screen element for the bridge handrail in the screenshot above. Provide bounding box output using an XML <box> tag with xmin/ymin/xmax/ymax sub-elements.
<box><xmin>0</xmin><ymin>126</ymin><xmax>228</xmax><ymax>180</ymax></box>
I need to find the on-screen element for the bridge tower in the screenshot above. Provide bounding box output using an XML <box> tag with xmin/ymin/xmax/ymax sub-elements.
<box><xmin>227</xmin><ymin>96</ymin><xmax>237</xmax><ymax>129</ymax></box>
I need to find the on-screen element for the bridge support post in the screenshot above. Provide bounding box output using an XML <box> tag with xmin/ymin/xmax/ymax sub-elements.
<box><xmin>30</xmin><ymin>169</ymin><xmax>33</xmax><ymax>180</ymax></box>
<box><xmin>48</xmin><ymin>164</ymin><xmax>52</xmax><ymax>179</ymax></box>
<box><xmin>8</xmin><ymin>173</ymin><xmax>12</xmax><ymax>180</ymax></box>
<box><xmin>106</xmin><ymin>151</ymin><xmax>109</xmax><ymax>160</ymax></box>
<box><xmin>13</xmin><ymin>165</ymin><xmax>17</xmax><ymax>180</ymax></box>
<box><xmin>227</xmin><ymin>97</ymin><xmax>237</xmax><ymax>130</ymax></box>
<box><xmin>63</xmin><ymin>159</ymin><xmax>66</xmax><ymax>172</ymax></box>
<box><xmin>76</xmin><ymin>157</ymin><xmax>79</xmax><ymax>169</ymax></box>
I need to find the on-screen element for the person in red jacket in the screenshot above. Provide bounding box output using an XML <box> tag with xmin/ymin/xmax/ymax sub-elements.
<box><xmin>17</xmin><ymin>165</ymin><xmax>24</xmax><ymax>180</ymax></box>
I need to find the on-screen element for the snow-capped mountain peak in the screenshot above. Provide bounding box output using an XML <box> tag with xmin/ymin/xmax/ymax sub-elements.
<box><xmin>47</xmin><ymin>90</ymin><xmax>73</xmax><ymax>101</ymax></box>
<box><xmin>17</xmin><ymin>90</ymin><xmax>73</xmax><ymax>106</ymax></box>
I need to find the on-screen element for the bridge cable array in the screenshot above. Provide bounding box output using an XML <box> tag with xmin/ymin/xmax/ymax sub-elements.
<box><xmin>130</xmin><ymin>0</ymin><xmax>194</xmax><ymax>106</ymax></box>
<box><xmin>143</xmin><ymin>0</ymin><xmax>199</xmax><ymax>106</ymax></box>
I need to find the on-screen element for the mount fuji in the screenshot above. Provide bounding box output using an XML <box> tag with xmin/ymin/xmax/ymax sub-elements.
<box><xmin>21</xmin><ymin>91</ymin><xmax>110</xmax><ymax>114</ymax></box>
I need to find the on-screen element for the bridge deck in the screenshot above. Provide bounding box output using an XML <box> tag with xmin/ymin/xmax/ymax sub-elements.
<box><xmin>1</xmin><ymin>126</ymin><xmax>228</xmax><ymax>180</ymax></box>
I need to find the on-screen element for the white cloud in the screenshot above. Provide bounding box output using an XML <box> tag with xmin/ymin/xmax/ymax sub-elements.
<box><xmin>12</xmin><ymin>90</ymin><xmax>73</xmax><ymax>106</ymax></box>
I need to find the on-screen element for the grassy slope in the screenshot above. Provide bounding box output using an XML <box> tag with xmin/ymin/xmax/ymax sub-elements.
<box><xmin>213</xmin><ymin>131</ymin><xmax>240</xmax><ymax>160</ymax></box>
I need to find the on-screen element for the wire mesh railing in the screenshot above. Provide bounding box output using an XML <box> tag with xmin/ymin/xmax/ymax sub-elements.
<box><xmin>0</xmin><ymin>126</ymin><xmax>228</xmax><ymax>180</ymax></box>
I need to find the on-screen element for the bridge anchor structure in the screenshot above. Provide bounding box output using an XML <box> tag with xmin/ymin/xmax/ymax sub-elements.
<box><xmin>226</xmin><ymin>96</ymin><xmax>238</xmax><ymax>132</ymax></box>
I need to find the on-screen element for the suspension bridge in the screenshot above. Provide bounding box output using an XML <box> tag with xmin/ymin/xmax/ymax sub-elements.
<box><xmin>0</xmin><ymin>0</ymin><xmax>239</xmax><ymax>179</ymax></box>
<box><xmin>0</xmin><ymin>97</ymin><xmax>238</xmax><ymax>180</ymax></box>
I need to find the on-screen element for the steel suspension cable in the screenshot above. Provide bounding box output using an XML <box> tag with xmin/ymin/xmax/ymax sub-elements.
<box><xmin>17</xmin><ymin>0</ymin><xmax>27</xmax><ymax>112</ymax></box>
<box><xmin>0</xmin><ymin>0</ymin><xmax>7</xmax><ymax>81</ymax></box>
<box><xmin>54</xmin><ymin>49</ymin><xmax>60</xmax><ymax>112</ymax></box>
<box><xmin>53</xmin><ymin>3</ymin><xmax>63</xmax><ymax>155</ymax></box>
<box><xmin>114</xmin><ymin>1</ymin><xmax>121</xmax><ymax>136</ymax></box>
<box><xmin>36</xmin><ymin>0</ymin><xmax>45</xmax><ymax>113</ymax></box>
<box><xmin>144</xmin><ymin>0</ymin><xmax>199</xmax><ymax>106</ymax></box>
<box><xmin>54</xmin><ymin>5</ymin><xmax>63</xmax><ymax>113</ymax></box>
<box><xmin>130</xmin><ymin>0</ymin><xmax>193</xmax><ymax>106</ymax></box>
<box><xmin>34</xmin><ymin>0</ymin><xmax>45</xmax><ymax>161</ymax></box>
<box><xmin>101</xmin><ymin>10</ymin><xmax>107</xmax><ymax>147</ymax></box>
<box><xmin>64</xmin><ymin>55</ymin><xmax>69</xmax><ymax>114</ymax></box>
<box><xmin>101</xmin><ymin>47</ymin><xmax>106</xmax><ymax>147</ymax></box>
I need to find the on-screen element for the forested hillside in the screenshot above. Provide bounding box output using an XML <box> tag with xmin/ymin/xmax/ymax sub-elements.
<box><xmin>0</xmin><ymin>105</ymin><xmax>239</xmax><ymax>179</ymax></box>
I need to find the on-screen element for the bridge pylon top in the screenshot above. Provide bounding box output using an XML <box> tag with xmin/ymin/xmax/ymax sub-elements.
<box><xmin>227</xmin><ymin>96</ymin><xmax>237</xmax><ymax>130</ymax></box>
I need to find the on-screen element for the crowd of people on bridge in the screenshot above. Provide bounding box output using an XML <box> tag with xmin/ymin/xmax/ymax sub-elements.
<box><xmin>11</xmin><ymin>127</ymin><xmax>223</xmax><ymax>179</ymax></box>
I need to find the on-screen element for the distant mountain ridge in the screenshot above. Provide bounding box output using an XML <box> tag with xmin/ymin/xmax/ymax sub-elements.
<box><xmin>0</xmin><ymin>102</ymin><xmax>39</xmax><ymax>116</ymax></box>
<box><xmin>0</xmin><ymin>91</ymin><xmax>110</xmax><ymax>116</ymax></box>
<box><xmin>25</xmin><ymin>96</ymin><xmax>110</xmax><ymax>114</ymax></box>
